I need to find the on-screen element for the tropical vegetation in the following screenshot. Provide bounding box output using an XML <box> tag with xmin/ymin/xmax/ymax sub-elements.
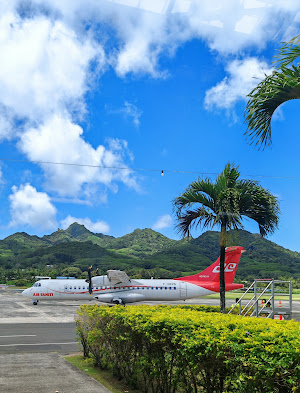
<box><xmin>76</xmin><ymin>304</ymin><xmax>300</xmax><ymax>393</ymax></box>
<box><xmin>173</xmin><ymin>163</ymin><xmax>280</xmax><ymax>312</ymax></box>
<box><xmin>245</xmin><ymin>35</ymin><xmax>300</xmax><ymax>147</ymax></box>
<box><xmin>1</xmin><ymin>222</ymin><xmax>300</xmax><ymax>287</ymax></box>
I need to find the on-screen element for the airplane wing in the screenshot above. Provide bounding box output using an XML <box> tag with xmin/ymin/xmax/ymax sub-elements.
<box><xmin>107</xmin><ymin>270</ymin><xmax>131</xmax><ymax>285</ymax></box>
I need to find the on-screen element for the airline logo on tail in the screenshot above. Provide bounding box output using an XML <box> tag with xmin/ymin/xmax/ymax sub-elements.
<box><xmin>212</xmin><ymin>263</ymin><xmax>237</xmax><ymax>273</ymax></box>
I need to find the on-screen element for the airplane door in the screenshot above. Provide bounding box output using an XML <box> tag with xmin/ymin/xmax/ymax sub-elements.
<box><xmin>179</xmin><ymin>282</ymin><xmax>187</xmax><ymax>299</ymax></box>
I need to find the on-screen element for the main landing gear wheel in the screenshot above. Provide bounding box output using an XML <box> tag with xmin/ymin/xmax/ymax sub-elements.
<box><xmin>112</xmin><ymin>298</ymin><xmax>125</xmax><ymax>306</ymax></box>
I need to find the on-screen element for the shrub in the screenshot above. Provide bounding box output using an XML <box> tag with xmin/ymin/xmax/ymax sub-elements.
<box><xmin>76</xmin><ymin>305</ymin><xmax>300</xmax><ymax>393</ymax></box>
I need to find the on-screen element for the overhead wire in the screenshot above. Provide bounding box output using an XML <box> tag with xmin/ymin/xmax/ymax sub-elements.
<box><xmin>0</xmin><ymin>157</ymin><xmax>299</xmax><ymax>180</ymax></box>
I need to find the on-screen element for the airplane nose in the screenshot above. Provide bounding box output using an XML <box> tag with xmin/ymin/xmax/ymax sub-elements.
<box><xmin>22</xmin><ymin>288</ymin><xmax>30</xmax><ymax>297</ymax></box>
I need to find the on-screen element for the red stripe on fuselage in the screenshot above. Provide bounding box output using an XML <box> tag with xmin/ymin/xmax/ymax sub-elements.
<box><xmin>191</xmin><ymin>282</ymin><xmax>243</xmax><ymax>292</ymax></box>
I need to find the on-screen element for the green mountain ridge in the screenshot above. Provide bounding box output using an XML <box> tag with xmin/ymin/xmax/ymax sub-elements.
<box><xmin>1</xmin><ymin>223</ymin><xmax>300</xmax><ymax>282</ymax></box>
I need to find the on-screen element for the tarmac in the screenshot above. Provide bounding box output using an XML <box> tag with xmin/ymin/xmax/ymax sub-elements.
<box><xmin>0</xmin><ymin>288</ymin><xmax>299</xmax><ymax>392</ymax></box>
<box><xmin>0</xmin><ymin>353</ymin><xmax>112</xmax><ymax>393</ymax></box>
<box><xmin>0</xmin><ymin>289</ymin><xmax>112</xmax><ymax>393</ymax></box>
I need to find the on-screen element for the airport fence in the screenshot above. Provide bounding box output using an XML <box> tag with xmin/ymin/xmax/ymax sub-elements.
<box><xmin>75</xmin><ymin>304</ymin><xmax>300</xmax><ymax>393</ymax></box>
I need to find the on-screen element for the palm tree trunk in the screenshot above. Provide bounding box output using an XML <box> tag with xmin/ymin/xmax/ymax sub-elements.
<box><xmin>219</xmin><ymin>225</ymin><xmax>226</xmax><ymax>313</ymax></box>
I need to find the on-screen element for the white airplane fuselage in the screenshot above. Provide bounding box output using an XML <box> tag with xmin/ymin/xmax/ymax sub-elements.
<box><xmin>22</xmin><ymin>246</ymin><xmax>245</xmax><ymax>305</ymax></box>
<box><xmin>22</xmin><ymin>276</ymin><xmax>213</xmax><ymax>304</ymax></box>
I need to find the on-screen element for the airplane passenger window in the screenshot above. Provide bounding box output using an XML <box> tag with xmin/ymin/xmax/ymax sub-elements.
<box><xmin>169</xmin><ymin>287</ymin><xmax>172</xmax><ymax>290</ymax></box>
<box><xmin>165</xmin><ymin>287</ymin><xmax>167</xmax><ymax>290</ymax></box>
<box><xmin>70</xmin><ymin>286</ymin><xmax>72</xmax><ymax>289</ymax></box>
<box><xmin>64</xmin><ymin>285</ymin><xmax>68</xmax><ymax>290</ymax></box>
<box><xmin>38</xmin><ymin>283</ymin><xmax>41</xmax><ymax>286</ymax></box>
<box><xmin>156</xmin><ymin>287</ymin><xmax>158</xmax><ymax>290</ymax></box>
<box><xmin>160</xmin><ymin>287</ymin><xmax>163</xmax><ymax>290</ymax></box>
<box><xmin>174</xmin><ymin>287</ymin><xmax>176</xmax><ymax>290</ymax></box>
<box><xmin>74</xmin><ymin>286</ymin><xmax>77</xmax><ymax>289</ymax></box>
<box><xmin>83</xmin><ymin>286</ymin><xmax>85</xmax><ymax>289</ymax></box>
<box><xmin>78</xmin><ymin>286</ymin><xmax>81</xmax><ymax>289</ymax></box>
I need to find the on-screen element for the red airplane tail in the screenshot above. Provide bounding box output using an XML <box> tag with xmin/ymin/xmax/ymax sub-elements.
<box><xmin>174</xmin><ymin>246</ymin><xmax>245</xmax><ymax>291</ymax></box>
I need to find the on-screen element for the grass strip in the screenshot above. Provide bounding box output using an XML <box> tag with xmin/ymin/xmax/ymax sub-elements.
<box><xmin>65</xmin><ymin>354</ymin><xmax>139</xmax><ymax>393</ymax></box>
<box><xmin>206</xmin><ymin>292</ymin><xmax>300</xmax><ymax>301</ymax></box>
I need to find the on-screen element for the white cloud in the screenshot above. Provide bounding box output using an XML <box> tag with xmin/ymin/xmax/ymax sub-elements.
<box><xmin>60</xmin><ymin>215</ymin><xmax>110</xmax><ymax>233</ymax></box>
<box><xmin>204</xmin><ymin>57</ymin><xmax>273</xmax><ymax>111</ymax></box>
<box><xmin>0</xmin><ymin>1</ymin><xmax>298</xmax><ymax>210</ymax></box>
<box><xmin>0</xmin><ymin>166</ymin><xmax>4</xmax><ymax>185</ymax></box>
<box><xmin>108</xmin><ymin>101</ymin><xmax>142</xmax><ymax>127</ymax></box>
<box><xmin>121</xmin><ymin>101</ymin><xmax>142</xmax><ymax>127</ymax></box>
<box><xmin>19</xmin><ymin>114</ymin><xmax>138</xmax><ymax>197</ymax></box>
<box><xmin>0</xmin><ymin>11</ymin><xmax>104</xmax><ymax>135</ymax></box>
<box><xmin>152</xmin><ymin>214</ymin><xmax>173</xmax><ymax>230</ymax></box>
<box><xmin>9</xmin><ymin>184</ymin><xmax>57</xmax><ymax>230</ymax></box>
<box><xmin>28</xmin><ymin>0</ymin><xmax>300</xmax><ymax>76</ymax></box>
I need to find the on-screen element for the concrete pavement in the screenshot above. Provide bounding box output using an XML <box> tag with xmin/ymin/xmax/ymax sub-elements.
<box><xmin>0</xmin><ymin>353</ymin><xmax>112</xmax><ymax>393</ymax></box>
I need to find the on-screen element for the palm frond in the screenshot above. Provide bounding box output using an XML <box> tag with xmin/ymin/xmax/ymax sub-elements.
<box><xmin>173</xmin><ymin>177</ymin><xmax>216</xmax><ymax>216</ymax></box>
<box><xmin>175</xmin><ymin>206</ymin><xmax>216</xmax><ymax>237</ymax></box>
<box><xmin>274</xmin><ymin>35</ymin><xmax>300</xmax><ymax>67</ymax></box>
<box><xmin>173</xmin><ymin>191</ymin><xmax>215</xmax><ymax>215</ymax></box>
<box><xmin>238</xmin><ymin>184</ymin><xmax>280</xmax><ymax>236</ymax></box>
<box><xmin>244</xmin><ymin>65</ymin><xmax>300</xmax><ymax>148</ymax></box>
<box><xmin>188</xmin><ymin>178</ymin><xmax>217</xmax><ymax>201</ymax></box>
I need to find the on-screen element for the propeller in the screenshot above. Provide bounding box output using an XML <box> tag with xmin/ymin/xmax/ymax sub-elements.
<box><xmin>87</xmin><ymin>265</ymin><xmax>93</xmax><ymax>295</ymax></box>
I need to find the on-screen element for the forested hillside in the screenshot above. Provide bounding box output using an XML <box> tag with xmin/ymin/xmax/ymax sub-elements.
<box><xmin>0</xmin><ymin>223</ymin><xmax>299</xmax><ymax>285</ymax></box>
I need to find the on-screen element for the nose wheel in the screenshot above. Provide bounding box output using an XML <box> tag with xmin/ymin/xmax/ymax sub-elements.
<box><xmin>32</xmin><ymin>300</ymin><xmax>39</xmax><ymax>305</ymax></box>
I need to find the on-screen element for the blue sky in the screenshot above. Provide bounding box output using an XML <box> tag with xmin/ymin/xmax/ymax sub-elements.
<box><xmin>0</xmin><ymin>1</ymin><xmax>300</xmax><ymax>251</ymax></box>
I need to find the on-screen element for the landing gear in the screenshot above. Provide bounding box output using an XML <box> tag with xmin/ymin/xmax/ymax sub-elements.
<box><xmin>112</xmin><ymin>298</ymin><xmax>125</xmax><ymax>306</ymax></box>
<box><xmin>32</xmin><ymin>300</ymin><xmax>39</xmax><ymax>305</ymax></box>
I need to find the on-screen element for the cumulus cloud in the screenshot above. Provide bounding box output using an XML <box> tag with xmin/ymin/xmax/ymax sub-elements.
<box><xmin>0</xmin><ymin>11</ymin><xmax>104</xmax><ymax>134</ymax></box>
<box><xmin>9</xmin><ymin>184</ymin><xmax>57</xmax><ymax>230</ymax></box>
<box><xmin>19</xmin><ymin>114</ymin><xmax>137</xmax><ymax>197</ymax></box>
<box><xmin>152</xmin><ymin>214</ymin><xmax>173</xmax><ymax>230</ymax></box>
<box><xmin>0</xmin><ymin>1</ymin><xmax>299</xmax><ymax>208</ymax></box>
<box><xmin>60</xmin><ymin>215</ymin><xmax>110</xmax><ymax>233</ymax></box>
<box><xmin>204</xmin><ymin>57</ymin><xmax>273</xmax><ymax>112</ymax></box>
<box><xmin>27</xmin><ymin>0</ymin><xmax>300</xmax><ymax>75</ymax></box>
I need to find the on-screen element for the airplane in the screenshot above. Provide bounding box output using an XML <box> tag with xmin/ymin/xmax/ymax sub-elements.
<box><xmin>22</xmin><ymin>246</ymin><xmax>245</xmax><ymax>305</ymax></box>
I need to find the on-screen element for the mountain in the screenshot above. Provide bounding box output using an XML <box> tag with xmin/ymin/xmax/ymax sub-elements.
<box><xmin>2</xmin><ymin>224</ymin><xmax>177</xmax><ymax>258</ymax></box>
<box><xmin>0</xmin><ymin>223</ymin><xmax>300</xmax><ymax>281</ymax></box>
<box><xmin>42</xmin><ymin>223</ymin><xmax>115</xmax><ymax>245</ymax></box>
<box><xmin>96</xmin><ymin>228</ymin><xmax>177</xmax><ymax>258</ymax></box>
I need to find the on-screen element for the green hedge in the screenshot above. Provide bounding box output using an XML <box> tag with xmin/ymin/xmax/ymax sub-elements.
<box><xmin>75</xmin><ymin>305</ymin><xmax>300</xmax><ymax>393</ymax></box>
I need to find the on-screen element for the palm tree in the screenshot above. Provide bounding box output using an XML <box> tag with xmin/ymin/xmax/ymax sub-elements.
<box><xmin>245</xmin><ymin>35</ymin><xmax>300</xmax><ymax>148</ymax></box>
<box><xmin>173</xmin><ymin>163</ymin><xmax>279</xmax><ymax>313</ymax></box>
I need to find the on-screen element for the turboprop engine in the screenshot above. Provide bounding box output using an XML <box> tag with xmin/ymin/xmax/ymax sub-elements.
<box><xmin>94</xmin><ymin>293</ymin><xmax>146</xmax><ymax>304</ymax></box>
